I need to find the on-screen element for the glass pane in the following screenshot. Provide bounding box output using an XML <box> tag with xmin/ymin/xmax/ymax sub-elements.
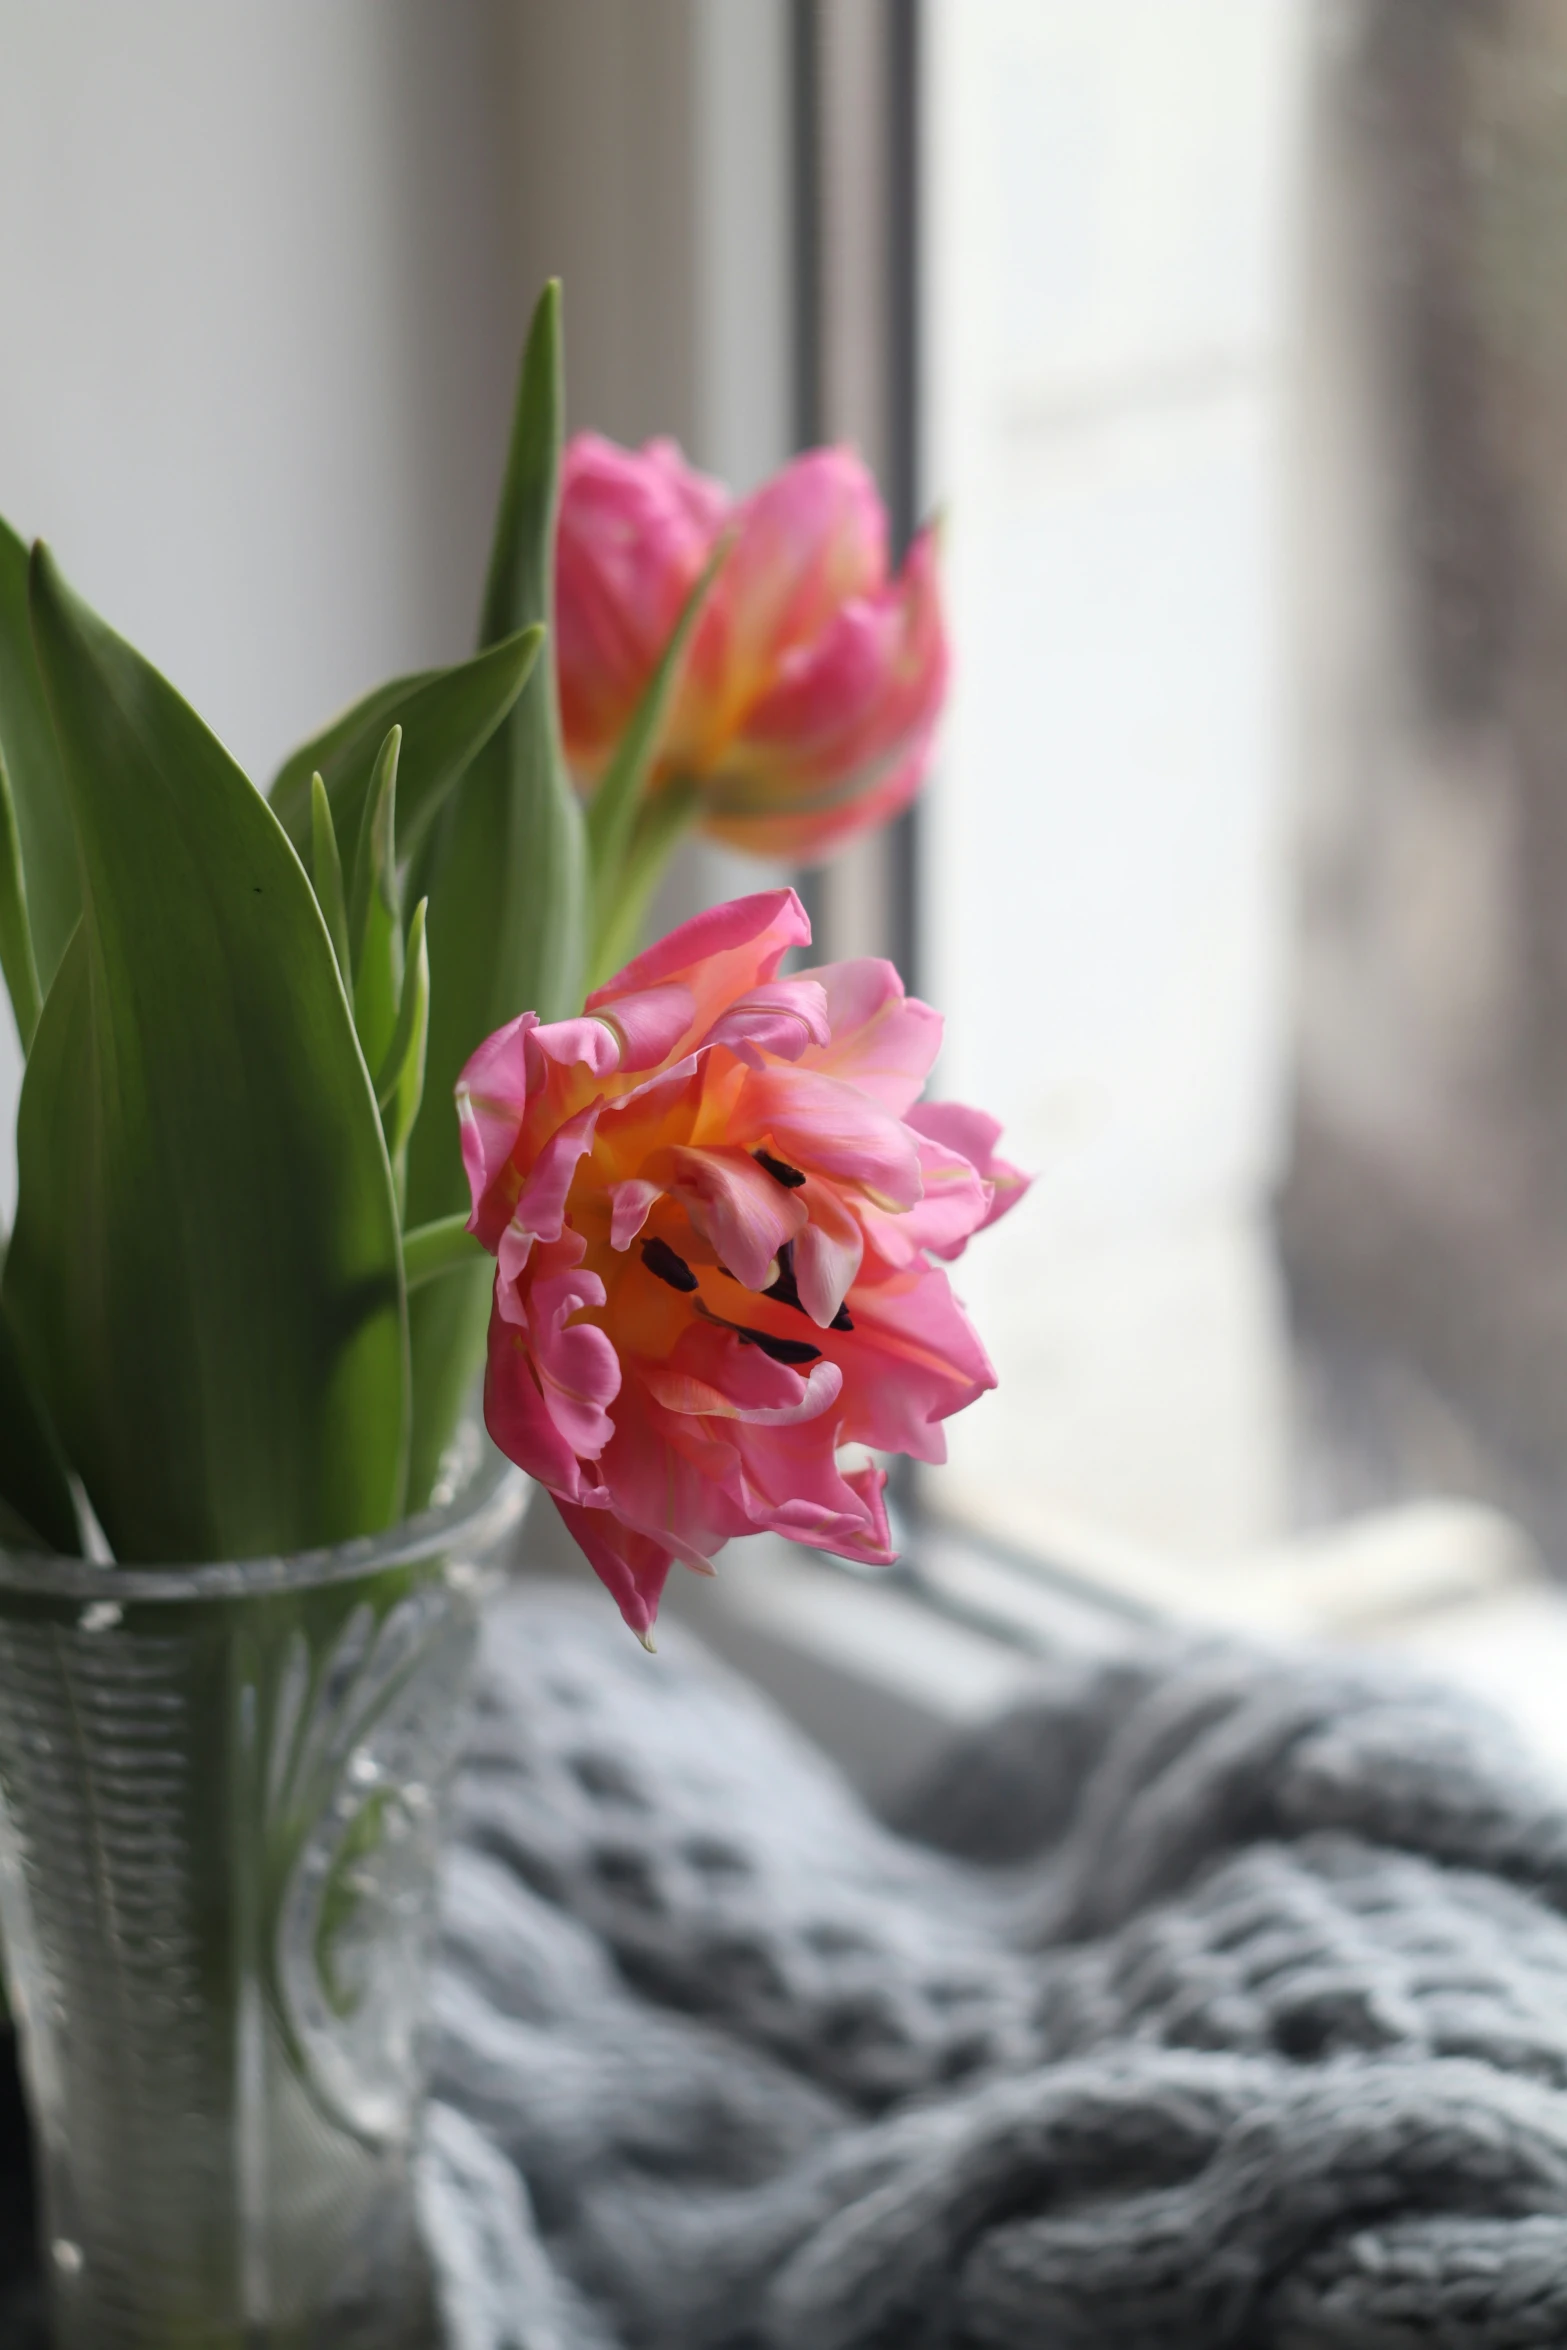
<box><xmin>925</xmin><ymin>0</ymin><xmax>1305</xmax><ymax>1592</ymax></box>
<box><xmin>924</xmin><ymin>0</ymin><xmax>1567</xmax><ymax>1638</ymax></box>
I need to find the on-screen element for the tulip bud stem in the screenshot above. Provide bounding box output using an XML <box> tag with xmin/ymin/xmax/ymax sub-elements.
<box><xmin>586</xmin><ymin>542</ymin><xmax>728</xmax><ymax>898</ymax></box>
<box><xmin>587</xmin><ymin>776</ymin><xmax>701</xmax><ymax>991</ymax></box>
<box><xmin>402</xmin><ymin>1211</ymin><xmax>485</xmax><ymax>1293</ymax></box>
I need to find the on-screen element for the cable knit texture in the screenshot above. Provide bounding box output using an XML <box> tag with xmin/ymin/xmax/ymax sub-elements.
<box><xmin>409</xmin><ymin>1584</ymin><xmax>1567</xmax><ymax>2349</ymax></box>
<box><xmin>4</xmin><ymin>1580</ymin><xmax>1566</xmax><ymax>2344</ymax></box>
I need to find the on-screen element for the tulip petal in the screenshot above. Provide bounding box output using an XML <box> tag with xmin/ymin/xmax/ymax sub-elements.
<box><xmin>740</xmin><ymin>1067</ymin><xmax>924</xmax><ymax>1209</ymax></box>
<box><xmin>706</xmin><ymin>730</ymin><xmax>933</xmax><ymax>864</ymax></box>
<box><xmin>513</xmin><ymin>1102</ymin><xmax>601</xmax><ymax>1251</ymax></box>
<box><xmin>906</xmin><ymin>1098</ymin><xmax>1030</xmax><ymax>1244</ymax></box>
<box><xmin>523</xmin><ymin>1238</ymin><xmax>621</xmax><ymax>1463</ymax></box>
<box><xmin>734</xmin><ymin>596</ymin><xmax>907</xmax><ymax>789</ymax></box>
<box><xmin>678</xmin><ymin>450</ymin><xmax>887</xmax><ymax>766</ymax></box>
<box><xmin>552</xmin><ymin>1493</ymin><xmax>679</xmax><ymax>1642</ymax></box>
<box><xmin>702</xmin><ymin>977</ymin><xmax>831</xmax><ymax>1068</ymax></box>
<box><xmin>829</xmin><ymin>1261</ymin><xmax>996</xmax><ymax>1462</ymax></box>
<box><xmin>588</xmin><ymin>886</ymin><xmax>810</xmax><ymax>1023</ymax></box>
<box><xmin>695</xmin><ymin>520</ymin><xmax>947</xmax><ymax>862</ymax></box>
<box><xmin>726</xmin><ymin>1414</ymin><xmax>896</xmax><ymax>1564</ymax></box>
<box><xmin>664</xmin><ymin>1144</ymin><xmax>808</xmax><ymax>1291</ymax></box>
<box><xmin>483</xmin><ymin>1298</ymin><xmax>593</xmax><ymax>1497</ymax></box>
<box><xmin>594</xmin><ymin>1387</ymin><xmax>754</xmax><ymax>1570</ymax></box>
<box><xmin>843</xmin><ymin>1459</ymin><xmax>892</xmax><ymax>1557</ymax></box>
<box><xmin>536</xmin><ymin>1329</ymin><xmax>620</xmax><ymax>1458</ymax></box>
<box><xmin>738</xmin><ymin>523</ymin><xmax>947</xmax><ymax>782</ymax></box>
<box><xmin>556</xmin><ymin>432</ymin><xmax>728</xmax><ymax>784</ymax></box>
<box><xmin>594</xmin><ymin>981</ymin><xmax>696</xmax><ymax>1071</ymax></box>
<box><xmin>457</xmin><ymin>1010</ymin><xmax>540</xmax><ymax>1232</ymax></box>
<box><xmin>495</xmin><ymin>1218</ymin><xmax>535</xmax><ymax>1299</ymax></box>
<box><xmin>862</xmin><ymin>1133</ymin><xmax>989</xmax><ymax>1267</ymax></box>
<box><xmin>532</xmin><ymin>1016</ymin><xmax>626</xmax><ymax>1080</ymax></box>
<box><xmin>651</xmin><ymin>1317</ymin><xmax>841</xmax><ymax>1420</ymax></box>
<box><xmin>795</xmin><ymin>959</ymin><xmax>943</xmax><ymax>1111</ymax></box>
<box><xmin>793</xmin><ymin>1181</ymin><xmax>864</xmax><ymax>1326</ymax></box>
<box><xmin>609</xmin><ymin>1178</ymin><xmax>662</xmax><ymax>1250</ymax></box>
<box><xmin>642</xmin><ymin>1352</ymin><xmax>843</xmax><ymax>1429</ymax></box>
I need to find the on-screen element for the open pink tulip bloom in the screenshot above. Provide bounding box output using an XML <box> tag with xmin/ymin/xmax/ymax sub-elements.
<box><xmin>458</xmin><ymin>891</ymin><xmax>1024</xmax><ymax>1639</ymax></box>
<box><xmin>556</xmin><ymin>435</ymin><xmax>949</xmax><ymax>862</ymax></box>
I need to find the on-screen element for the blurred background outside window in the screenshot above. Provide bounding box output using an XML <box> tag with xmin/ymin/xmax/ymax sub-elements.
<box><xmin>5</xmin><ymin>0</ymin><xmax>1567</xmax><ymax>1756</ymax></box>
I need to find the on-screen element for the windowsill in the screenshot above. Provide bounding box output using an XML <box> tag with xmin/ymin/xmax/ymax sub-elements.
<box><xmin>515</xmin><ymin>1478</ymin><xmax>1567</xmax><ymax>1808</ymax></box>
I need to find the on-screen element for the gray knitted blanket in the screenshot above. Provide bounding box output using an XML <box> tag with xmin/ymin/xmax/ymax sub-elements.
<box><xmin>419</xmin><ymin>1582</ymin><xmax>1567</xmax><ymax>2350</ymax></box>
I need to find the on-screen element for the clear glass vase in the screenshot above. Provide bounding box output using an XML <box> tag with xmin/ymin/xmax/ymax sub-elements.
<box><xmin>0</xmin><ymin>1428</ymin><xmax>525</xmax><ymax>2350</ymax></box>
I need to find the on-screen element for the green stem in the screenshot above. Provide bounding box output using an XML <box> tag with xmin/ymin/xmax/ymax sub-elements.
<box><xmin>401</xmin><ymin>1212</ymin><xmax>485</xmax><ymax>1293</ymax></box>
<box><xmin>585</xmin><ymin>543</ymin><xmax>728</xmax><ymax>921</ymax></box>
<box><xmin>587</xmin><ymin>778</ymin><xmax>701</xmax><ymax>993</ymax></box>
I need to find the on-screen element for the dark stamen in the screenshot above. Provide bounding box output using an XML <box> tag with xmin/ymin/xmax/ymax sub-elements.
<box><xmin>641</xmin><ymin>1236</ymin><xmax>698</xmax><ymax>1293</ymax></box>
<box><xmin>765</xmin><ymin>1243</ymin><xmax>803</xmax><ymax>1313</ymax></box>
<box><xmin>754</xmin><ymin>1147</ymin><xmax>806</xmax><ymax>1190</ymax></box>
<box><xmin>734</xmin><ymin>1327</ymin><xmax>822</xmax><ymax>1366</ymax></box>
<box><xmin>830</xmin><ymin>1302</ymin><xmax>854</xmax><ymax>1332</ymax></box>
<box><xmin>695</xmin><ymin>1296</ymin><xmax>823</xmax><ymax>1366</ymax></box>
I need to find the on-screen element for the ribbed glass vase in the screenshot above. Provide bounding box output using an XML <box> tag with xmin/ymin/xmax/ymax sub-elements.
<box><xmin>0</xmin><ymin>1430</ymin><xmax>524</xmax><ymax>2350</ymax></box>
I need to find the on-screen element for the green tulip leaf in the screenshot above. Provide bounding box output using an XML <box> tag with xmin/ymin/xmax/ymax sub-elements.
<box><xmin>0</xmin><ymin>744</ymin><xmax>42</xmax><ymax>1052</ymax></box>
<box><xmin>402</xmin><ymin>279</ymin><xmax>587</xmax><ymax>1503</ymax></box>
<box><xmin>0</xmin><ymin>1290</ymin><xmax>79</xmax><ymax>1554</ymax></box>
<box><xmin>377</xmin><ymin>895</ymin><xmax>429</xmax><ymax>1215</ymax></box>
<box><xmin>310</xmin><ymin>771</ymin><xmax>352</xmax><ymax>990</ymax></box>
<box><xmin>401</xmin><ymin>1210</ymin><xmax>483</xmax><ymax>1294</ymax></box>
<box><xmin>2</xmin><ymin>547</ymin><xmax>409</xmax><ymax>1563</ymax></box>
<box><xmin>268</xmin><ymin>624</ymin><xmax>544</xmax><ymax>875</ymax></box>
<box><xmin>349</xmin><ymin>728</ymin><xmax>404</xmax><ymax>1079</ymax></box>
<box><xmin>0</xmin><ymin>514</ymin><xmax>78</xmax><ymax>997</ymax></box>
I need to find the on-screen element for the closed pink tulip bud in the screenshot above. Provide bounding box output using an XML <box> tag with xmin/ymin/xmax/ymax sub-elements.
<box><xmin>556</xmin><ymin>436</ymin><xmax>948</xmax><ymax>863</ymax></box>
<box><xmin>457</xmin><ymin>890</ymin><xmax>1023</xmax><ymax>1641</ymax></box>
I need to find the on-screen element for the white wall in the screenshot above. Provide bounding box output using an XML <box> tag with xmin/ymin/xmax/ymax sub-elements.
<box><xmin>504</xmin><ymin>0</ymin><xmax>795</xmax><ymax>935</ymax></box>
<box><xmin>0</xmin><ymin>0</ymin><xmax>799</xmax><ymax>1225</ymax></box>
<box><xmin>0</xmin><ymin>0</ymin><xmax>530</xmax><ymax>1215</ymax></box>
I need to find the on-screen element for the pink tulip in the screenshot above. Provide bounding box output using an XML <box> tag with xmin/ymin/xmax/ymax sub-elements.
<box><xmin>556</xmin><ymin>435</ymin><xmax>948</xmax><ymax>863</ymax></box>
<box><xmin>458</xmin><ymin>890</ymin><xmax>1023</xmax><ymax>1640</ymax></box>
